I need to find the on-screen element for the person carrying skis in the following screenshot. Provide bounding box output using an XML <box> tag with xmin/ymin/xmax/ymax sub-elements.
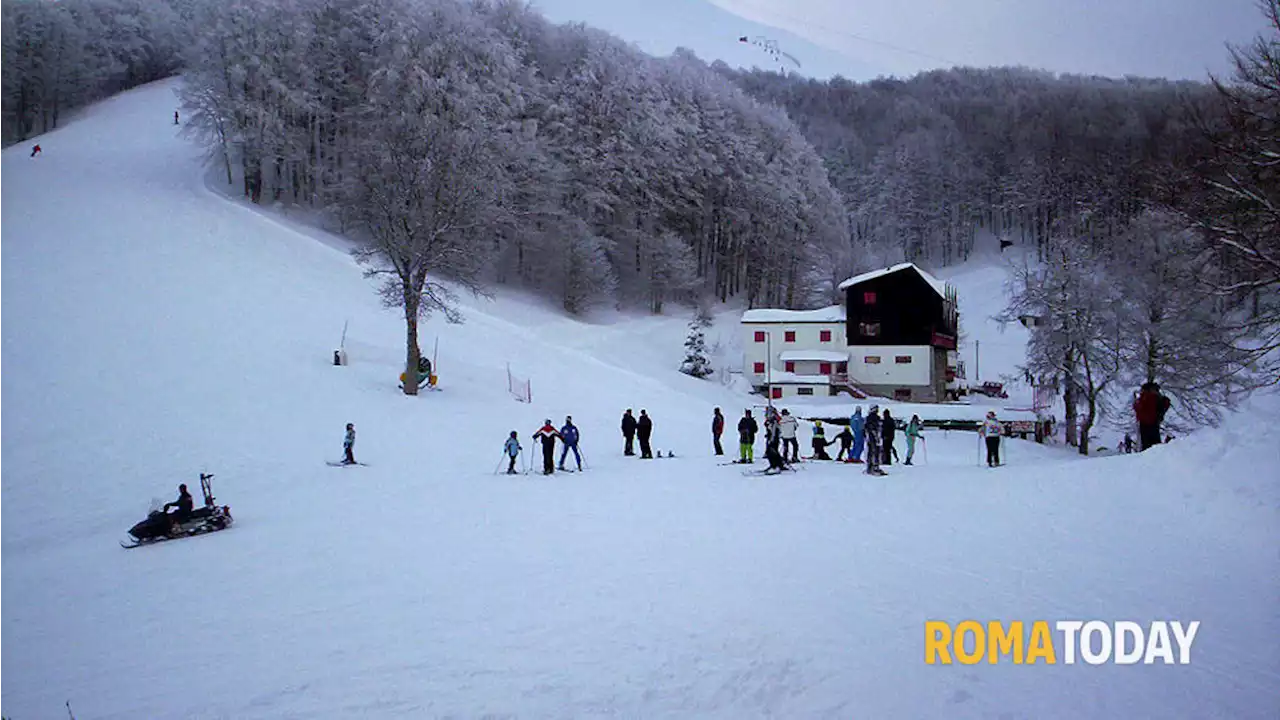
<box><xmin>712</xmin><ymin>407</ymin><xmax>725</xmax><ymax>455</ymax></box>
<box><xmin>342</xmin><ymin>423</ymin><xmax>356</xmax><ymax>465</ymax></box>
<box><xmin>980</xmin><ymin>410</ymin><xmax>1002</xmax><ymax>467</ymax></box>
<box><xmin>503</xmin><ymin>431</ymin><xmax>522</xmax><ymax>474</ymax></box>
<box><xmin>1133</xmin><ymin>382</ymin><xmax>1171</xmax><ymax>451</ymax></box>
<box><xmin>904</xmin><ymin>414</ymin><xmax>923</xmax><ymax>465</ymax></box>
<box><xmin>864</xmin><ymin>406</ymin><xmax>884</xmax><ymax>475</ymax></box>
<box><xmin>533</xmin><ymin>420</ymin><xmax>562</xmax><ymax>475</ymax></box>
<box><xmin>779</xmin><ymin>409</ymin><xmax>799</xmax><ymax>462</ymax></box>
<box><xmin>810</xmin><ymin>420</ymin><xmax>831</xmax><ymax>460</ymax></box>
<box><xmin>737</xmin><ymin>409</ymin><xmax>758</xmax><ymax>463</ymax></box>
<box><xmin>881</xmin><ymin>409</ymin><xmax>897</xmax><ymax>465</ymax></box>
<box><xmin>849</xmin><ymin>406</ymin><xmax>865</xmax><ymax>463</ymax></box>
<box><xmin>559</xmin><ymin>416</ymin><xmax>583</xmax><ymax>471</ymax></box>
<box><xmin>829</xmin><ymin>425</ymin><xmax>854</xmax><ymax>461</ymax></box>
<box><xmin>637</xmin><ymin>410</ymin><xmax>654</xmax><ymax>459</ymax></box>
<box><xmin>621</xmin><ymin>409</ymin><xmax>637</xmax><ymax>456</ymax></box>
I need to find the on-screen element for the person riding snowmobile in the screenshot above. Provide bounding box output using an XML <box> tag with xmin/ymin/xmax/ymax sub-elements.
<box><xmin>164</xmin><ymin>484</ymin><xmax>194</xmax><ymax>522</ymax></box>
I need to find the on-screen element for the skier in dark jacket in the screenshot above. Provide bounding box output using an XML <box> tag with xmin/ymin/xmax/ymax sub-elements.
<box><xmin>621</xmin><ymin>409</ymin><xmax>637</xmax><ymax>456</ymax></box>
<box><xmin>881</xmin><ymin>409</ymin><xmax>897</xmax><ymax>465</ymax></box>
<box><xmin>737</xmin><ymin>410</ymin><xmax>759</xmax><ymax>463</ymax></box>
<box><xmin>864</xmin><ymin>407</ymin><xmax>885</xmax><ymax>475</ymax></box>
<box><xmin>559</xmin><ymin>416</ymin><xmax>582</xmax><ymax>471</ymax></box>
<box><xmin>533</xmin><ymin>420</ymin><xmax>561</xmax><ymax>475</ymax></box>
<box><xmin>829</xmin><ymin>427</ymin><xmax>854</xmax><ymax>461</ymax></box>
<box><xmin>712</xmin><ymin>408</ymin><xmax>725</xmax><ymax>455</ymax></box>
<box><xmin>1133</xmin><ymin>382</ymin><xmax>1171</xmax><ymax>451</ymax></box>
<box><xmin>637</xmin><ymin>410</ymin><xmax>654</xmax><ymax>458</ymax></box>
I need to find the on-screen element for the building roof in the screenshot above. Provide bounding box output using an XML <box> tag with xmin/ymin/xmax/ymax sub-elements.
<box><xmin>741</xmin><ymin>305</ymin><xmax>845</xmax><ymax>324</ymax></box>
<box><xmin>778</xmin><ymin>350</ymin><xmax>850</xmax><ymax>362</ymax></box>
<box><xmin>837</xmin><ymin>262</ymin><xmax>946</xmax><ymax>298</ymax></box>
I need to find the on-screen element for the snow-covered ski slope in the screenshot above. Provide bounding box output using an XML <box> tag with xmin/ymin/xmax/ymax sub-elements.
<box><xmin>3</xmin><ymin>79</ymin><xmax>1278</xmax><ymax>719</ymax></box>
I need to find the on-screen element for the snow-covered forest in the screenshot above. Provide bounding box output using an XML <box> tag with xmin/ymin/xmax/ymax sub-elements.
<box><xmin>3</xmin><ymin>0</ymin><xmax>1277</xmax><ymax>425</ymax></box>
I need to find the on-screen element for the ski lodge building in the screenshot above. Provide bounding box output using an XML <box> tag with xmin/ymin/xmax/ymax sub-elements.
<box><xmin>741</xmin><ymin>263</ymin><xmax>959</xmax><ymax>402</ymax></box>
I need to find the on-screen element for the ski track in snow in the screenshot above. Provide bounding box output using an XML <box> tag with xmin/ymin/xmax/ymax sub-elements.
<box><xmin>2</xmin><ymin>78</ymin><xmax>1278</xmax><ymax>719</ymax></box>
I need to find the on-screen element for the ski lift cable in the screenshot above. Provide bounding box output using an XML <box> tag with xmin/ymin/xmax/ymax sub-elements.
<box><xmin>734</xmin><ymin>1</ymin><xmax>957</xmax><ymax>67</ymax></box>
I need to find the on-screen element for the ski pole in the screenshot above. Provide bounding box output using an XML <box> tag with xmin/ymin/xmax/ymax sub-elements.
<box><xmin>578</xmin><ymin>444</ymin><xmax>589</xmax><ymax>469</ymax></box>
<box><xmin>493</xmin><ymin>453</ymin><xmax>506</xmax><ymax>475</ymax></box>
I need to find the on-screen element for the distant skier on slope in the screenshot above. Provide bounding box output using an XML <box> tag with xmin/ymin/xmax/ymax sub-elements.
<box><xmin>980</xmin><ymin>410</ymin><xmax>1001</xmax><ymax>467</ymax></box>
<box><xmin>737</xmin><ymin>409</ymin><xmax>758</xmax><ymax>463</ymax></box>
<box><xmin>882</xmin><ymin>409</ymin><xmax>897</xmax><ymax>465</ymax></box>
<box><xmin>342</xmin><ymin>423</ymin><xmax>356</xmax><ymax>465</ymax></box>
<box><xmin>712</xmin><ymin>407</ymin><xmax>725</xmax><ymax>456</ymax></box>
<box><xmin>904</xmin><ymin>414</ymin><xmax>923</xmax><ymax>465</ymax></box>
<box><xmin>30</xmin><ymin>144</ymin><xmax>41</xmax><ymax>157</ymax></box>
<box><xmin>621</xmin><ymin>409</ymin><xmax>637</xmax><ymax>456</ymax></box>
<box><xmin>559</xmin><ymin>416</ymin><xmax>582</xmax><ymax>471</ymax></box>
<box><xmin>1133</xmin><ymin>382</ymin><xmax>1171</xmax><ymax>451</ymax></box>
<box><xmin>779</xmin><ymin>409</ymin><xmax>799</xmax><ymax>462</ymax></box>
<box><xmin>533</xmin><ymin>420</ymin><xmax>561</xmax><ymax>475</ymax></box>
<box><xmin>504</xmin><ymin>431</ymin><xmax>522</xmax><ymax>474</ymax></box>
<box><xmin>864</xmin><ymin>406</ymin><xmax>885</xmax><ymax>475</ymax></box>
<box><xmin>637</xmin><ymin>410</ymin><xmax>654</xmax><ymax>459</ymax></box>
<box><xmin>849</xmin><ymin>406</ymin><xmax>865</xmax><ymax>463</ymax></box>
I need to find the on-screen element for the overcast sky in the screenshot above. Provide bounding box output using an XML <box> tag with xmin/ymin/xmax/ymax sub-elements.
<box><xmin>707</xmin><ymin>0</ymin><xmax>1271</xmax><ymax>80</ymax></box>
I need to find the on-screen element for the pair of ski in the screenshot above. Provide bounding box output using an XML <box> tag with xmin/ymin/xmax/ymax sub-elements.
<box><xmin>326</xmin><ymin>460</ymin><xmax>370</xmax><ymax>467</ymax></box>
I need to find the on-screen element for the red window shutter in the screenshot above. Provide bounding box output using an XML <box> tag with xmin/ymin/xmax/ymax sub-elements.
<box><xmin>753</xmin><ymin>362</ymin><xmax>765</xmax><ymax>374</ymax></box>
<box><xmin>784</xmin><ymin>331</ymin><xmax>796</xmax><ymax>342</ymax></box>
<box><xmin>864</xmin><ymin>291</ymin><xmax>877</xmax><ymax>304</ymax></box>
<box><xmin>819</xmin><ymin>362</ymin><xmax>832</xmax><ymax>374</ymax></box>
<box><xmin>820</xmin><ymin>330</ymin><xmax>832</xmax><ymax>342</ymax></box>
<box><xmin>785</xmin><ymin>361</ymin><xmax>795</xmax><ymax>373</ymax></box>
<box><xmin>771</xmin><ymin>387</ymin><xmax>783</xmax><ymax>399</ymax></box>
<box><xmin>754</xmin><ymin>331</ymin><xmax>766</xmax><ymax>342</ymax></box>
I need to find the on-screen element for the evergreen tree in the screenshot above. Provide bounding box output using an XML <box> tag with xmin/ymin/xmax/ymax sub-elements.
<box><xmin>679</xmin><ymin>309</ymin><xmax>713</xmax><ymax>379</ymax></box>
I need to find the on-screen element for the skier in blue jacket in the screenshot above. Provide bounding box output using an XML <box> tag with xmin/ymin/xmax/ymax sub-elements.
<box><xmin>849</xmin><ymin>406</ymin><xmax>865</xmax><ymax>463</ymax></box>
<box><xmin>559</xmin><ymin>415</ymin><xmax>583</xmax><ymax>471</ymax></box>
<box><xmin>503</xmin><ymin>431</ymin><xmax>522</xmax><ymax>474</ymax></box>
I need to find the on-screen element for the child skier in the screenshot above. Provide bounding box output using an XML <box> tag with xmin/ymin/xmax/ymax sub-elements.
<box><xmin>533</xmin><ymin>420</ymin><xmax>561</xmax><ymax>475</ymax></box>
<box><xmin>342</xmin><ymin>423</ymin><xmax>356</xmax><ymax>465</ymax></box>
<box><xmin>810</xmin><ymin>420</ymin><xmax>831</xmax><ymax>460</ymax></box>
<box><xmin>904</xmin><ymin>414</ymin><xmax>923</xmax><ymax>465</ymax></box>
<box><xmin>504</xmin><ymin>431</ymin><xmax>522</xmax><ymax>474</ymax></box>
<box><xmin>559</xmin><ymin>415</ymin><xmax>582</xmax><ymax>471</ymax></box>
<box><xmin>830</xmin><ymin>426</ymin><xmax>854</xmax><ymax>461</ymax></box>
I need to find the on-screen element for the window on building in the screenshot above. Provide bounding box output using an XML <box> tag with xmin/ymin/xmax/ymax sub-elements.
<box><xmin>859</xmin><ymin>322</ymin><xmax>880</xmax><ymax>337</ymax></box>
<box><xmin>753</xmin><ymin>362</ymin><xmax>765</xmax><ymax>374</ymax></box>
<box><xmin>784</xmin><ymin>331</ymin><xmax>796</xmax><ymax>342</ymax></box>
<box><xmin>865</xmin><ymin>356</ymin><xmax>882</xmax><ymax>364</ymax></box>
<box><xmin>894</xmin><ymin>388</ymin><xmax>912</xmax><ymax>401</ymax></box>
<box><xmin>771</xmin><ymin>387</ymin><xmax>783</xmax><ymax>399</ymax></box>
<box><xmin>829</xmin><ymin>386</ymin><xmax>841</xmax><ymax>396</ymax></box>
<box><xmin>837</xmin><ymin>362</ymin><xmax>848</xmax><ymax>373</ymax></box>
<box><xmin>784</xmin><ymin>361</ymin><xmax>795</xmax><ymax>373</ymax></box>
<box><xmin>895</xmin><ymin>355</ymin><xmax>913</xmax><ymax>364</ymax></box>
<box><xmin>819</xmin><ymin>362</ymin><xmax>832</xmax><ymax>375</ymax></box>
<box><xmin>754</xmin><ymin>331</ymin><xmax>766</xmax><ymax>343</ymax></box>
<box><xmin>797</xmin><ymin>387</ymin><xmax>814</xmax><ymax>396</ymax></box>
<box><xmin>820</xmin><ymin>330</ymin><xmax>832</xmax><ymax>342</ymax></box>
<box><xmin>864</xmin><ymin>291</ymin><xmax>877</xmax><ymax>305</ymax></box>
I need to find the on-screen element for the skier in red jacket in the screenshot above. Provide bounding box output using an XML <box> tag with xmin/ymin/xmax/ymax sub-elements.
<box><xmin>1133</xmin><ymin>382</ymin><xmax>1171</xmax><ymax>451</ymax></box>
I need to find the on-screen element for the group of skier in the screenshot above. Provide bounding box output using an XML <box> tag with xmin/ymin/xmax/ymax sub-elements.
<box><xmin>515</xmin><ymin>416</ymin><xmax>585</xmax><ymax>475</ymax></box>
<box><xmin>718</xmin><ymin>405</ymin><xmax>927</xmax><ymax>475</ymax></box>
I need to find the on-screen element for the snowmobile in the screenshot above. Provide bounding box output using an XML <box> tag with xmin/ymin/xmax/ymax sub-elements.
<box><xmin>121</xmin><ymin>473</ymin><xmax>232</xmax><ymax>549</ymax></box>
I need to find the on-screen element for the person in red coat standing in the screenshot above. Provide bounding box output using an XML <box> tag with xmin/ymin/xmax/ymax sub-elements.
<box><xmin>1133</xmin><ymin>382</ymin><xmax>1172</xmax><ymax>451</ymax></box>
<box><xmin>712</xmin><ymin>407</ymin><xmax>725</xmax><ymax>455</ymax></box>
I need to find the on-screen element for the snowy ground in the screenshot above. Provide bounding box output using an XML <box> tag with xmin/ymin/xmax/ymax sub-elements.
<box><xmin>3</xmin><ymin>79</ymin><xmax>1278</xmax><ymax>719</ymax></box>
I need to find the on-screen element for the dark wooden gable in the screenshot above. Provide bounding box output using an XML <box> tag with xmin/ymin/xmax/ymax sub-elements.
<box><xmin>844</xmin><ymin>267</ymin><xmax>956</xmax><ymax>347</ymax></box>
